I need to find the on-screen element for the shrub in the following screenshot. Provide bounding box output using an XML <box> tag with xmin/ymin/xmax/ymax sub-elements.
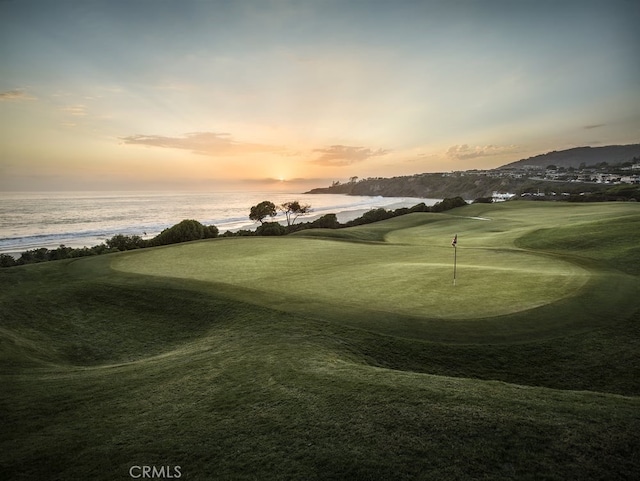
<box><xmin>151</xmin><ymin>219</ymin><xmax>206</xmax><ymax>246</ymax></box>
<box><xmin>0</xmin><ymin>254</ymin><xmax>17</xmax><ymax>267</ymax></box>
<box><xmin>204</xmin><ymin>225</ymin><xmax>219</xmax><ymax>239</ymax></box>
<box><xmin>309</xmin><ymin>213</ymin><xmax>340</xmax><ymax>229</ymax></box>
<box><xmin>408</xmin><ymin>203</ymin><xmax>429</xmax><ymax>213</ymax></box>
<box><xmin>256</xmin><ymin>222</ymin><xmax>287</xmax><ymax>236</ymax></box>
<box><xmin>106</xmin><ymin>234</ymin><xmax>147</xmax><ymax>251</ymax></box>
<box><xmin>431</xmin><ymin>197</ymin><xmax>467</xmax><ymax>212</ymax></box>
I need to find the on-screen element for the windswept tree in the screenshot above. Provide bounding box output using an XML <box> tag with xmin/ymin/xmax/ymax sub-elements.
<box><xmin>280</xmin><ymin>201</ymin><xmax>311</xmax><ymax>226</ymax></box>
<box><xmin>249</xmin><ymin>201</ymin><xmax>277</xmax><ymax>224</ymax></box>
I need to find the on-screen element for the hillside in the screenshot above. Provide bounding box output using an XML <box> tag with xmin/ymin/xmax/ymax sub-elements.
<box><xmin>306</xmin><ymin>172</ymin><xmax>607</xmax><ymax>200</ymax></box>
<box><xmin>500</xmin><ymin>143</ymin><xmax>640</xmax><ymax>169</ymax></box>
<box><xmin>307</xmin><ymin>144</ymin><xmax>639</xmax><ymax>199</ymax></box>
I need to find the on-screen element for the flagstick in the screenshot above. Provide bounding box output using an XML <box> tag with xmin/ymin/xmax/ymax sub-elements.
<box><xmin>453</xmin><ymin>244</ymin><xmax>457</xmax><ymax>286</ymax></box>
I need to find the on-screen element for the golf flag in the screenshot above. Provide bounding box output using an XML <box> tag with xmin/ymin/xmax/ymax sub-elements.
<box><xmin>451</xmin><ymin>234</ymin><xmax>458</xmax><ymax>285</ymax></box>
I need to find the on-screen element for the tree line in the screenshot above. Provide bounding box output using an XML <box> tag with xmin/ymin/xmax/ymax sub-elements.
<box><xmin>0</xmin><ymin>197</ymin><xmax>467</xmax><ymax>267</ymax></box>
<box><xmin>223</xmin><ymin>196</ymin><xmax>467</xmax><ymax>237</ymax></box>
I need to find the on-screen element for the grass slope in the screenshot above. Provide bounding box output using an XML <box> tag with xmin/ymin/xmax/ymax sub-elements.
<box><xmin>1</xmin><ymin>201</ymin><xmax>639</xmax><ymax>480</ymax></box>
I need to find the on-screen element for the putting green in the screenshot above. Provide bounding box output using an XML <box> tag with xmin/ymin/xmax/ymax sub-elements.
<box><xmin>112</xmin><ymin>234</ymin><xmax>589</xmax><ymax>320</ymax></box>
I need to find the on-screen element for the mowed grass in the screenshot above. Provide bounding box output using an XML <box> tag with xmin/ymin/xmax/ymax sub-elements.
<box><xmin>112</xmin><ymin>235</ymin><xmax>588</xmax><ymax>321</ymax></box>
<box><xmin>1</xmin><ymin>201</ymin><xmax>640</xmax><ymax>480</ymax></box>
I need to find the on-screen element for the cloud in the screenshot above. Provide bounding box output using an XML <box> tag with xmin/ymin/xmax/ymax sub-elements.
<box><xmin>311</xmin><ymin>145</ymin><xmax>389</xmax><ymax>166</ymax></box>
<box><xmin>0</xmin><ymin>89</ymin><xmax>35</xmax><ymax>101</ymax></box>
<box><xmin>120</xmin><ymin>132</ymin><xmax>284</xmax><ymax>156</ymax></box>
<box><xmin>61</xmin><ymin>104</ymin><xmax>87</xmax><ymax>116</ymax></box>
<box><xmin>446</xmin><ymin>144</ymin><xmax>518</xmax><ymax>160</ymax></box>
<box><xmin>583</xmin><ymin>123</ymin><xmax>605</xmax><ymax>130</ymax></box>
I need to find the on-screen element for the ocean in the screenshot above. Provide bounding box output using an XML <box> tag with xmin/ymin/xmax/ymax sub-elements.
<box><xmin>0</xmin><ymin>191</ymin><xmax>439</xmax><ymax>256</ymax></box>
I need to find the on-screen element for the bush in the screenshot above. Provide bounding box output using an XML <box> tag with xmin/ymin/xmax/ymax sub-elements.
<box><xmin>151</xmin><ymin>219</ymin><xmax>206</xmax><ymax>246</ymax></box>
<box><xmin>392</xmin><ymin>207</ymin><xmax>410</xmax><ymax>217</ymax></box>
<box><xmin>309</xmin><ymin>213</ymin><xmax>340</xmax><ymax>229</ymax></box>
<box><xmin>204</xmin><ymin>225</ymin><xmax>219</xmax><ymax>239</ymax></box>
<box><xmin>0</xmin><ymin>254</ymin><xmax>17</xmax><ymax>267</ymax></box>
<box><xmin>431</xmin><ymin>197</ymin><xmax>467</xmax><ymax>212</ymax></box>
<box><xmin>48</xmin><ymin>245</ymin><xmax>76</xmax><ymax>260</ymax></box>
<box><xmin>346</xmin><ymin>208</ymin><xmax>394</xmax><ymax>227</ymax></box>
<box><xmin>408</xmin><ymin>203</ymin><xmax>429</xmax><ymax>213</ymax></box>
<box><xmin>18</xmin><ymin>248</ymin><xmax>50</xmax><ymax>264</ymax></box>
<box><xmin>256</xmin><ymin>222</ymin><xmax>287</xmax><ymax>236</ymax></box>
<box><xmin>106</xmin><ymin>234</ymin><xmax>147</xmax><ymax>251</ymax></box>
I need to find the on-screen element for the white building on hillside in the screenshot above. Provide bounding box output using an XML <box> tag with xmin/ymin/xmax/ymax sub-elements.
<box><xmin>492</xmin><ymin>191</ymin><xmax>516</xmax><ymax>202</ymax></box>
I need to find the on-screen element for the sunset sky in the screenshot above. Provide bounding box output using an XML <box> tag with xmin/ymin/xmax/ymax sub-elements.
<box><xmin>1</xmin><ymin>0</ymin><xmax>639</xmax><ymax>192</ymax></box>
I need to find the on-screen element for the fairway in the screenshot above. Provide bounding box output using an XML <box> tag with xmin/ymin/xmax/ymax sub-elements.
<box><xmin>2</xmin><ymin>201</ymin><xmax>640</xmax><ymax>481</ymax></box>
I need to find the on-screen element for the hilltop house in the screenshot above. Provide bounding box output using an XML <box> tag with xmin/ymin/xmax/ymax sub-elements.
<box><xmin>492</xmin><ymin>191</ymin><xmax>516</xmax><ymax>202</ymax></box>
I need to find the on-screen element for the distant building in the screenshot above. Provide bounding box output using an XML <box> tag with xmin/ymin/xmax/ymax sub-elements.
<box><xmin>621</xmin><ymin>175</ymin><xmax>640</xmax><ymax>184</ymax></box>
<box><xmin>492</xmin><ymin>191</ymin><xmax>516</xmax><ymax>202</ymax></box>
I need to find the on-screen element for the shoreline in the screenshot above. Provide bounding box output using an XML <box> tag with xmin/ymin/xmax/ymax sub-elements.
<box><xmin>1</xmin><ymin>196</ymin><xmax>438</xmax><ymax>258</ymax></box>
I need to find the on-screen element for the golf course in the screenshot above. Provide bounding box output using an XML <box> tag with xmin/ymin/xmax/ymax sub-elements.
<box><xmin>1</xmin><ymin>201</ymin><xmax>639</xmax><ymax>480</ymax></box>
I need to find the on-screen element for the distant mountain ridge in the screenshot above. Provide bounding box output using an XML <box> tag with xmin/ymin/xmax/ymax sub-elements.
<box><xmin>499</xmin><ymin>144</ymin><xmax>640</xmax><ymax>169</ymax></box>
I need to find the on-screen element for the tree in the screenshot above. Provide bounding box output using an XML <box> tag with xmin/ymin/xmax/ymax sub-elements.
<box><xmin>279</xmin><ymin>201</ymin><xmax>311</xmax><ymax>226</ymax></box>
<box><xmin>249</xmin><ymin>201</ymin><xmax>277</xmax><ymax>224</ymax></box>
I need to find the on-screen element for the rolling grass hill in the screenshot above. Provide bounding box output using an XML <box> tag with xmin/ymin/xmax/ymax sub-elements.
<box><xmin>2</xmin><ymin>201</ymin><xmax>639</xmax><ymax>480</ymax></box>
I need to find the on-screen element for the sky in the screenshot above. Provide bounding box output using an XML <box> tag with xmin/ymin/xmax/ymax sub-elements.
<box><xmin>1</xmin><ymin>0</ymin><xmax>639</xmax><ymax>192</ymax></box>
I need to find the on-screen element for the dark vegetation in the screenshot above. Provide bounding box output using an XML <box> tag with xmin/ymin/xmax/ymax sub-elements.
<box><xmin>565</xmin><ymin>184</ymin><xmax>640</xmax><ymax>202</ymax></box>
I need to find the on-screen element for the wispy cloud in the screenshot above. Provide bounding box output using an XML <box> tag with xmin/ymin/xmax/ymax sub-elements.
<box><xmin>61</xmin><ymin>104</ymin><xmax>87</xmax><ymax>116</ymax></box>
<box><xmin>0</xmin><ymin>89</ymin><xmax>35</xmax><ymax>101</ymax></box>
<box><xmin>583</xmin><ymin>123</ymin><xmax>605</xmax><ymax>130</ymax></box>
<box><xmin>446</xmin><ymin>144</ymin><xmax>518</xmax><ymax>160</ymax></box>
<box><xmin>311</xmin><ymin>145</ymin><xmax>389</xmax><ymax>166</ymax></box>
<box><xmin>121</xmin><ymin>131</ymin><xmax>284</xmax><ymax>156</ymax></box>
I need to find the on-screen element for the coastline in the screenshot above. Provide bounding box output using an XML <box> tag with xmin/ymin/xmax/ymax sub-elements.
<box><xmin>0</xmin><ymin>193</ymin><xmax>438</xmax><ymax>257</ymax></box>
